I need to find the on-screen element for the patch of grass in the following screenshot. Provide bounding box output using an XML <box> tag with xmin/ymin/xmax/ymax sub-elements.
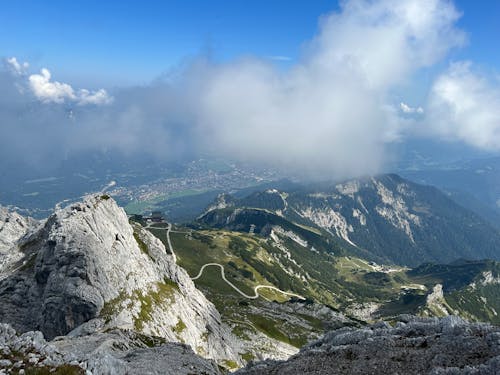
<box><xmin>222</xmin><ymin>360</ymin><xmax>239</xmax><ymax>370</ymax></box>
<box><xmin>378</xmin><ymin>290</ymin><xmax>427</xmax><ymax>317</ymax></box>
<box><xmin>241</xmin><ymin>352</ymin><xmax>255</xmax><ymax>363</ymax></box>
<box><xmin>173</xmin><ymin>317</ymin><xmax>187</xmax><ymax>334</ymax></box>
<box><xmin>163</xmin><ymin>277</ymin><xmax>180</xmax><ymax>290</ymax></box>
<box><xmin>133</xmin><ymin>231</ymin><xmax>151</xmax><ymax>258</ymax></box>
<box><xmin>446</xmin><ymin>284</ymin><xmax>500</xmax><ymax>324</ymax></box>
<box><xmin>159</xmin><ymin>230</ymin><xmax>257</xmax><ymax>296</ymax></box>
<box><xmin>298</xmin><ymin>313</ymin><xmax>325</xmax><ymax>331</ymax></box>
<box><xmin>100</xmin><ymin>194</ymin><xmax>111</xmax><ymax>200</ymax></box>
<box><xmin>134</xmin><ymin>281</ymin><xmax>178</xmax><ymax>330</ymax></box>
<box><xmin>248</xmin><ymin>314</ymin><xmax>300</xmax><ymax>347</ymax></box>
<box><xmin>231</xmin><ymin>325</ymin><xmax>251</xmax><ymax>341</ymax></box>
<box><xmin>100</xmin><ymin>290</ymin><xmax>129</xmax><ymax>323</ymax></box>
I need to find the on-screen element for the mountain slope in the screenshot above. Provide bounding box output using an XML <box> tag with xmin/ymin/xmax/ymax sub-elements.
<box><xmin>203</xmin><ymin>174</ymin><xmax>500</xmax><ymax>266</ymax></box>
<box><xmin>193</xmin><ymin>200</ymin><xmax>500</xmax><ymax>325</ymax></box>
<box><xmin>0</xmin><ymin>195</ymin><xmax>240</xmax><ymax>366</ymax></box>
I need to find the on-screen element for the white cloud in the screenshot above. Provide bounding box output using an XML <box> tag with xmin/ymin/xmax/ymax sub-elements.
<box><xmin>77</xmin><ymin>88</ymin><xmax>113</xmax><ymax>105</ymax></box>
<box><xmin>27</xmin><ymin>67</ymin><xmax>112</xmax><ymax>105</ymax></box>
<box><xmin>2</xmin><ymin>0</ymin><xmax>485</xmax><ymax>177</ymax></box>
<box><xmin>29</xmin><ymin>68</ymin><xmax>76</xmax><ymax>103</ymax></box>
<box><xmin>427</xmin><ymin>61</ymin><xmax>500</xmax><ymax>150</ymax></box>
<box><xmin>195</xmin><ymin>0</ymin><xmax>465</xmax><ymax>177</ymax></box>
<box><xmin>400</xmin><ymin>102</ymin><xmax>424</xmax><ymax>114</ymax></box>
<box><xmin>5</xmin><ymin>57</ymin><xmax>29</xmax><ymax>75</ymax></box>
<box><xmin>308</xmin><ymin>0</ymin><xmax>465</xmax><ymax>90</ymax></box>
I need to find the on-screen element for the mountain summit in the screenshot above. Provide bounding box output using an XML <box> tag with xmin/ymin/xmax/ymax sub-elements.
<box><xmin>0</xmin><ymin>195</ymin><xmax>240</xmax><ymax>366</ymax></box>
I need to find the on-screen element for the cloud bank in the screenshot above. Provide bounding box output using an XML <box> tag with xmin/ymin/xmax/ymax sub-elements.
<box><xmin>1</xmin><ymin>0</ymin><xmax>499</xmax><ymax>179</ymax></box>
<box><xmin>427</xmin><ymin>62</ymin><xmax>500</xmax><ymax>150</ymax></box>
<box><xmin>192</xmin><ymin>0</ymin><xmax>465</xmax><ymax>176</ymax></box>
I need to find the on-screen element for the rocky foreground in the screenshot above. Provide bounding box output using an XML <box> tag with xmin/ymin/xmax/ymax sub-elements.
<box><xmin>1</xmin><ymin>315</ymin><xmax>500</xmax><ymax>374</ymax></box>
<box><xmin>1</xmin><ymin>197</ymin><xmax>500</xmax><ymax>374</ymax></box>
<box><xmin>0</xmin><ymin>323</ymin><xmax>223</xmax><ymax>374</ymax></box>
<box><xmin>237</xmin><ymin>315</ymin><xmax>500</xmax><ymax>374</ymax></box>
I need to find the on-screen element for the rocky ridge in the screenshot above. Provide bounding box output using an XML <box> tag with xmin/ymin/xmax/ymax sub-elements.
<box><xmin>0</xmin><ymin>323</ymin><xmax>222</xmax><ymax>374</ymax></box>
<box><xmin>237</xmin><ymin>315</ymin><xmax>500</xmax><ymax>374</ymax></box>
<box><xmin>0</xmin><ymin>195</ymin><xmax>241</xmax><ymax>367</ymax></box>
<box><xmin>201</xmin><ymin>174</ymin><xmax>500</xmax><ymax>266</ymax></box>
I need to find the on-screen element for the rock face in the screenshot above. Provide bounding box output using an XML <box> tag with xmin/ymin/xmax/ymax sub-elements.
<box><xmin>0</xmin><ymin>195</ymin><xmax>241</xmax><ymax>365</ymax></box>
<box><xmin>237</xmin><ymin>316</ymin><xmax>500</xmax><ymax>374</ymax></box>
<box><xmin>0</xmin><ymin>206</ymin><xmax>38</xmax><ymax>276</ymax></box>
<box><xmin>0</xmin><ymin>323</ymin><xmax>222</xmax><ymax>374</ymax></box>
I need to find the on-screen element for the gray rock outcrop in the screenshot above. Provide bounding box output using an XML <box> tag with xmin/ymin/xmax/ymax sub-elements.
<box><xmin>0</xmin><ymin>323</ymin><xmax>222</xmax><ymax>374</ymax></box>
<box><xmin>0</xmin><ymin>206</ymin><xmax>38</xmax><ymax>277</ymax></box>
<box><xmin>237</xmin><ymin>316</ymin><xmax>500</xmax><ymax>374</ymax></box>
<box><xmin>0</xmin><ymin>195</ymin><xmax>241</xmax><ymax>366</ymax></box>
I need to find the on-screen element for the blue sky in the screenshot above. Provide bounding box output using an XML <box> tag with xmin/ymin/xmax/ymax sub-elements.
<box><xmin>0</xmin><ymin>1</ymin><xmax>337</xmax><ymax>86</ymax></box>
<box><xmin>454</xmin><ymin>1</ymin><xmax>500</xmax><ymax>64</ymax></box>
<box><xmin>2</xmin><ymin>0</ymin><xmax>498</xmax><ymax>87</ymax></box>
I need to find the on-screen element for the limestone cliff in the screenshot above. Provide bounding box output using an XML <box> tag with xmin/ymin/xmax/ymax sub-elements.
<box><xmin>0</xmin><ymin>195</ymin><xmax>241</xmax><ymax>366</ymax></box>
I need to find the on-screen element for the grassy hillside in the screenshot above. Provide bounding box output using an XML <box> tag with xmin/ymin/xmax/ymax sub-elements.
<box><xmin>143</xmin><ymin>213</ymin><xmax>500</xmax><ymax>358</ymax></box>
<box><xmin>137</xmin><ymin>179</ymin><xmax>500</xmax><ymax>361</ymax></box>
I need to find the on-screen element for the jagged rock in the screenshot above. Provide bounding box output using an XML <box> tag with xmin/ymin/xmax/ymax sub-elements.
<box><xmin>0</xmin><ymin>323</ymin><xmax>222</xmax><ymax>374</ymax></box>
<box><xmin>0</xmin><ymin>206</ymin><xmax>38</xmax><ymax>276</ymax></box>
<box><xmin>237</xmin><ymin>316</ymin><xmax>500</xmax><ymax>374</ymax></box>
<box><xmin>0</xmin><ymin>196</ymin><xmax>241</xmax><ymax>366</ymax></box>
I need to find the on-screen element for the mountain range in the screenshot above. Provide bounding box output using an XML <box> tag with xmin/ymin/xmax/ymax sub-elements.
<box><xmin>199</xmin><ymin>174</ymin><xmax>500</xmax><ymax>266</ymax></box>
<box><xmin>0</xmin><ymin>173</ymin><xmax>499</xmax><ymax>373</ymax></box>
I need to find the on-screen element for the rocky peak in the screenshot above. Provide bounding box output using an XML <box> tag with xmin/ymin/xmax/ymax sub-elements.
<box><xmin>0</xmin><ymin>195</ymin><xmax>241</xmax><ymax>366</ymax></box>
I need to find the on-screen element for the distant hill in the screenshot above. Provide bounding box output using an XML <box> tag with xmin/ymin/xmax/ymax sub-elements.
<box><xmin>199</xmin><ymin>174</ymin><xmax>500</xmax><ymax>267</ymax></box>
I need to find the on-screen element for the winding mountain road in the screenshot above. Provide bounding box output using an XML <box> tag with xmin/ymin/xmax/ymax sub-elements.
<box><xmin>165</xmin><ymin>223</ymin><xmax>177</xmax><ymax>263</ymax></box>
<box><xmin>191</xmin><ymin>263</ymin><xmax>305</xmax><ymax>300</ymax></box>
<box><xmin>149</xmin><ymin>222</ymin><xmax>305</xmax><ymax>301</ymax></box>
